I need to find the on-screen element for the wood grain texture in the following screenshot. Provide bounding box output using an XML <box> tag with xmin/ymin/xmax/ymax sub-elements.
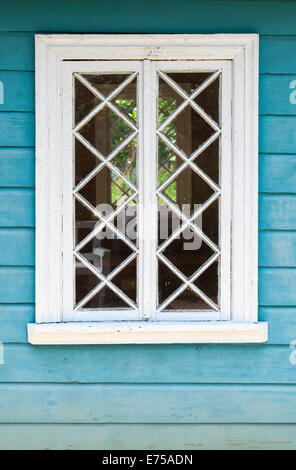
<box><xmin>259</xmin><ymin>268</ymin><xmax>296</xmax><ymax>306</ymax></box>
<box><xmin>0</xmin><ymin>72</ymin><xmax>34</xmax><ymax>112</ymax></box>
<box><xmin>0</xmin><ymin>343</ymin><xmax>295</xmax><ymax>383</ymax></box>
<box><xmin>0</xmin><ymin>267</ymin><xmax>34</xmax><ymax>303</ymax></box>
<box><xmin>259</xmin><ymin>195</ymin><xmax>296</xmax><ymax>230</ymax></box>
<box><xmin>1</xmin><ymin>383</ymin><xmax>296</xmax><ymax>423</ymax></box>
<box><xmin>259</xmin><ymin>154</ymin><xmax>296</xmax><ymax>193</ymax></box>
<box><xmin>0</xmin><ymin>307</ymin><xmax>295</xmax><ymax>345</ymax></box>
<box><xmin>0</xmin><ymin>148</ymin><xmax>34</xmax><ymax>187</ymax></box>
<box><xmin>0</xmin><ymin>2</ymin><xmax>296</xmax><ymax>34</ymax></box>
<box><xmin>0</xmin><ymin>113</ymin><xmax>34</xmax><ymax>147</ymax></box>
<box><xmin>260</xmin><ymin>75</ymin><xmax>296</xmax><ymax>116</ymax></box>
<box><xmin>1</xmin><ymin>423</ymin><xmax>296</xmax><ymax>450</ymax></box>
<box><xmin>0</xmin><ymin>189</ymin><xmax>34</xmax><ymax>227</ymax></box>
<box><xmin>260</xmin><ymin>116</ymin><xmax>296</xmax><ymax>154</ymax></box>
<box><xmin>259</xmin><ymin>232</ymin><xmax>296</xmax><ymax>267</ymax></box>
<box><xmin>0</xmin><ymin>305</ymin><xmax>34</xmax><ymax>343</ymax></box>
<box><xmin>0</xmin><ymin>229</ymin><xmax>34</xmax><ymax>265</ymax></box>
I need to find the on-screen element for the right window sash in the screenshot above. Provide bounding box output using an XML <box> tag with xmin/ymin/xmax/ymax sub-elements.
<box><xmin>148</xmin><ymin>61</ymin><xmax>232</xmax><ymax>321</ymax></box>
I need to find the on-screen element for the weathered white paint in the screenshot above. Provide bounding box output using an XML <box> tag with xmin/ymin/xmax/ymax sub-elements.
<box><xmin>34</xmin><ymin>34</ymin><xmax>263</xmax><ymax>343</ymax></box>
<box><xmin>28</xmin><ymin>321</ymin><xmax>268</xmax><ymax>344</ymax></box>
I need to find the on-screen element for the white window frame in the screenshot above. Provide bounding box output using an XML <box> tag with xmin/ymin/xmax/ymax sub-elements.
<box><xmin>28</xmin><ymin>34</ymin><xmax>268</xmax><ymax>344</ymax></box>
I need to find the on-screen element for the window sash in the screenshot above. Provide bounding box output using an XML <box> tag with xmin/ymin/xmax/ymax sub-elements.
<box><xmin>61</xmin><ymin>59</ymin><xmax>231</xmax><ymax>322</ymax></box>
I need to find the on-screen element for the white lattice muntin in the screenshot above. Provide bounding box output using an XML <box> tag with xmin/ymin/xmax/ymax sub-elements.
<box><xmin>29</xmin><ymin>34</ymin><xmax>268</xmax><ymax>344</ymax></box>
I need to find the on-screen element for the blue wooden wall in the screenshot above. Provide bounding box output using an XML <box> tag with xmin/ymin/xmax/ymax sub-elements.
<box><xmin>1</xmin><ymin>0</ymin><xmax>296</xmax><ymax>450</ymax></box>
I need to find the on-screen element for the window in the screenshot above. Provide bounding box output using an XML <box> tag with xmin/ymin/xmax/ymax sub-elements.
<box><xmin>28</xmin><ymin>34</ymin><xmax>268</xmax><ymax>344</ymax></box>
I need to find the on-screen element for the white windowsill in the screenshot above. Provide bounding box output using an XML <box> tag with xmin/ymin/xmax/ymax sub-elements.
<box><xmin>27</xmin><ymin>321</ymin><xmax>268</xmax><ymax>344</ymax></box>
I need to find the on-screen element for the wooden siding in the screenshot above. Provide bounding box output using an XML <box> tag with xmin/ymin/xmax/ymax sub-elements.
<box><xmin>0</xmin><ymin>0</ymin><xmax>296</xmax><ymax>450</ymax></box>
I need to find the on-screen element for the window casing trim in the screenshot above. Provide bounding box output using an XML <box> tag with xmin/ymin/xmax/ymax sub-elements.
<box><xmin>30</xmin><ymin>33</ymin><xmax>267</xmax><ymax>344</ymax></box>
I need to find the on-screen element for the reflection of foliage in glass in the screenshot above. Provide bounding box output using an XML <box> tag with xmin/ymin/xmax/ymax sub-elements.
<box><xmin>158</xmin><ymin>98</ymin><xmax>177</xmax><ymax>202</ymax></box>
<box><xmin>110</xmin><ymin>100</ymin><xmax>137</xmax><ymax>205</ymax></box>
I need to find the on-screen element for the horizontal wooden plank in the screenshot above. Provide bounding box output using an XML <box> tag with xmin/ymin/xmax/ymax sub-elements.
<box><xmin>259</xmin><ymin>307</ymin><xmax>296</xmax><ymax>345</ymax></box>
<box><xmin>0</xmin><ymin>33</ymin><xmax>34</xmax><ymax>71</ymax></box>
<box><xmin>1</xmin><ymin>383</ymin><xmax>296</xmax><ymax>423</ymax></box>
<box><xmin>259</xmin><ymin>195</ymin><xmax>296</xmax><ymax>230</ymax></box>
<box><xmin>0</xmin><ymin>305</ymin><xmax>34</xmax><ymax>343</ymax></box>
<box><xmin>0</xmin><ymin>189</ymin><xmax>34</xmax><ymax>227</ymax></box>
<box><xmin>259</xmin><ymin>154</ymin><xmax>296</xmax><ymax>193</ymax></box>
<box><xmin>0</xmin><ymin>72</ymin><xmax>34</xmax><ymax>112</ymax></box>
<box><xmin>0</xmin><ymin>112</ymin><xmax>34</xmax><ymax>147</ymax></box>
<box><xmin>260</xmin><ymin>75</ymin><xmax>296</xmax><ymax>116</ymax></box>
<box><xmin>0</xmin><ymin>32</ymin><xmax>295</xmax><ymax>73</ymax></box>
<box><xmin>1</xmin><ymin>343</ymin><xmax>296</xmax><ymax>383</ymax></box>
<box><xmin>259</xmin><ymin>268</ymin><xmax>296</xmax><ymax>306</ymax></box>
<box><xmin>260</xmin><ymin>36</ymin><xmax>296</xmax><ymax>74</ymax></box>
<box><xmin>260</xmin><ymin>116</ymin><xmax>296</xmax><ymax>154</ymax></box>
<box><xmin>0</xmin><ymin>306</ymin><xmax>293</xmax><ymax>346</ymax></box>
<box><xmin>0</xmin><ymin>114</ymin><xmax>295</xmax><ymax>153</ymax></box>
<box><xmin>1</xmin><ymin>423</ymin><xmax>296</xmax><ymax>450</ymax></box>
<box><xmin>259</xmin><ymin>231</ymin><xmax>296</xmax><ymax>267</ymax></box>
<box><xmin>1</xmin><ymin>3</ymin><xmax>296</xmax><ymax>35</ymax></box>
<box><xmin>0</xmin><ymin>229</ymin><xmax>34</xmax><ymax>265</ymax></box>
<box><xmin>0</xmin><ymin>148</ymin><xmax>34</xmax><ymax>187</ymax></box>
<box><xmin>0</xmin><ymin>267</ymin><xmax>34</xmax><ymax>303</ymax></box>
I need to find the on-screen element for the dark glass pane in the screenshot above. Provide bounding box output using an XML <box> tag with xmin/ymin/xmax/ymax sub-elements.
<box><xmin>160</xmin><ymin>168</ymin><xmax>214</xmax><ymax>214</ymax></box>
<box><xmin>74</xmin><ymin>73</ymin><xmax>138</xmax><ymax>310</ymax></box>
<box><xmin>194</xmin><ymin>76</ymin><xmax>220</xmax><ymax>124</ymax></box>
<box><xmin>75</xmin><ymin>259</ymin><xmax>100</xmax><ymax>305</ymax></box>
<box><xmin>75</xmin><ymin>76</ymin><xmax>101</xmax><ymax>125</ymax></box>
<box><xmin>84</xmin><ymin>286</ymin><xmax>129</xmax><ymax>309</ymax></box>
<box><xmin>193</xmin><ymin>138</ymin><xmax>220</xmax><ymax>185</ymax></box>
<box><xmin>112</xmin><ymin>258</ymin><xmax>137</xmax><ymax>303</ymax></box>
<box><xmin>194</xmin><ymin>260</ymin><xmax>219</xmax><ymax>304</ymax></box>
<box><xmin>166</xmin><ymin>72</ymin><xmax>213</xmax><ymax>95</ymax></box>
<box><xmin>194</xmin><ymin>199</ymin><xmax>219</xmax><ymax>246</ymax></box>
<box><xmin>75</xmin><ymin>138</ymin><xmax>101</xmax><ymax>186</ymax></box>
<box><xmin>163</xmin><ymin>234</ymin><xmax>215</xmax><ymax>278</ymax></box>
<box><xmin>82</xmin><ymin>73</ymin><xmax>130</xmax><ymax>97</ymax></box>
<box><xmin>158</xmin><ymin>260</ymin><xmax>182</xmax><ymax>306</ymax></box>
<box><xmin>164</xmin><ymin>287</ymin><xmax>211</xmax><ymax>310</ymax></box>
<box><xmin>162</xmin><ymin>105</ymin><xmax>214</xmax><ymax>155</ymax></box>
<box><xmin>157</xmin><ymin>71</ymin><xmax>220</xmax><ymax>311</ymax></box>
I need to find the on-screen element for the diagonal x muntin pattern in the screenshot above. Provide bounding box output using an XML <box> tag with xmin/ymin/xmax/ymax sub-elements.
<box><xmin>157</xmin><ymin>70</ymin><xmax>222</xmax><ymax>311</ymax></box>
<box><xmin>73</xmin><ymin>72</ymin><xmax>139</xmax><ymax>310</ymax></box>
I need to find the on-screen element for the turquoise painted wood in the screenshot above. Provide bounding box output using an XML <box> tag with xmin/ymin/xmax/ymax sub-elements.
<box><xmin>0</xmin><ymin>229</ymin><xmax>34</xmax><ymax>265</ymax></box>
<box><xmin>0</xmin><ymin>113</ymin><xmax>34</xmax><ymax>147</ymax></box>
<box><xmin>0</xmin><ymin>189</ymin><xmax>34</xmax><ymax>227</ymax></box>
<box><xmin>2</xmin><ymin>423</ymin><xmax>296</xmax><ymax>450</ymax></box>
<box><xmin>259</xmin><ymin>155</ymin><xmax>296</xmax><ymax>193</ymax></box>
<box><xmin>0</xmin><ymin>305</ymin><xmax>34</xmax><ymax>343</ymax></box>
<box><xmin>0</xmin><ymin>72</ymin><xmax>34</xmax><ymax>112</ymax></box>
<box><xmin>1</xmin><ymin>344</ymin><xmax>296</xmax><ymax>383</ymax></box>
<box><xmin>1</xmin><ymin>1</ymin><xmax>296</xmax><ymax>35</ymax></box>
<box><xmin>259</xmin><ymin>232</ymin><xmax>296</xmax><ymax>267</ymax></box>
<box><xmin>260</xmin><ymin>116</ymin><xmax>296</xmax><ymax>154</ymax></box>
<box><xmin>259</xmin><ymin>268</ymin><xmax>296</xmax><ymax>306</ymax></box>
<box><xmin>0</xmin><ymin>148</ymin><xmax>35</xmax><ymax>187</ymax></box>
<box><xmin>0</xmin><ymin>267</ymin><xmax>34</xmax><ymax>303</ymax></box>
<box><xmin>260</xmin><ymin>76</ymin><xmax>296</xmax><ymax>116</ymax></box>
<box><xmin>1</xmin><ymin>383</ymin><xmax>296</xmax><ymax>423</ymax></box>
<box><xmin>259</xmin><ymin>195</ymin><xmax>296</xmax><ymax>229</ymax></box>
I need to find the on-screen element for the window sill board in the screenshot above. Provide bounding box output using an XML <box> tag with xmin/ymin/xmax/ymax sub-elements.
<box><xmin>28</xmin><ymin>321</ymin><xmax>268</xmax><ymax>344</ymax></box>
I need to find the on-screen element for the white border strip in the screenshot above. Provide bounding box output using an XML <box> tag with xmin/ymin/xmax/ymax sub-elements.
<box><xmin>28</xmin><ymin>321</ymin><xmax>268</xmax><ymax>344</ymax></box>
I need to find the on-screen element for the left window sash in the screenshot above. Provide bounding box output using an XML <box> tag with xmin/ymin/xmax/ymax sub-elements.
<box><xmin>62</xmin><ymin>61</ymin><xmax>143</xmax><ymax>321</ymax></box>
